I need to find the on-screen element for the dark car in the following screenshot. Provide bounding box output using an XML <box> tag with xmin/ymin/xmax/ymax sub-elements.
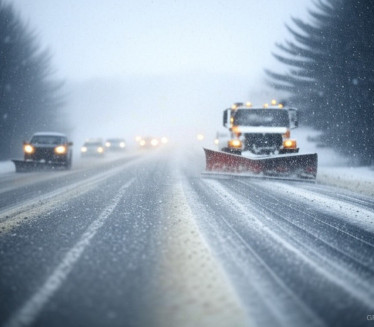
<box><xmin>23</xmin><ymin>132</ymin><xmax>73</xmax><ymax>169</ymax></box>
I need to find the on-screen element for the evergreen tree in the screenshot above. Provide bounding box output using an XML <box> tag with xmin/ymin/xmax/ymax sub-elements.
<box><xmin>0</xmin><ymin>0</ymin><xmax>67</xmax><ymax>160</ymax></box>
<box><xmin>266</xmin><ymin>0</ymin><xmax>374</xmax><ymax>165</ymax></box>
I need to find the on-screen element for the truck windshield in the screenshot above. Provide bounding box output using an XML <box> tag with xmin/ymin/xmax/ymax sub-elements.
<box><xmin>233</xmin><ymin>109</ymin><xmax>290</xmax><ymax>127</ymax></box>
<box><xmin>31</xmin><ymin>135</ymin><xmax>64</xmax><ymax>145</ymax></box>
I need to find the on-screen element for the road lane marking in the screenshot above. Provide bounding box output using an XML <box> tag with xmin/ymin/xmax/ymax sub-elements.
<box><xmin>4</xmin><ymin>178</ymin><xmax>134</xmax><ymax>327</ymax></box>
<box><xmin>154</xmin><ymin>175</ymin><xmax>248</xmax><ymax>327</ymax></box>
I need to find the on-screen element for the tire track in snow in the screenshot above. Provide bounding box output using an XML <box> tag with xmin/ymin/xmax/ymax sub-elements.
<box><xmin>201</xmin><ymin>179</ymin><xmax>332</xmax><ymax>323</ymax></box>
<box><xmin>181</xmin><ymin>175</ymin><xmax>325</xmax><ymax>327</ymax></box>
<box><xmin>294</xmin><ymin>182</ymin><xmax>374</xmax><ymax>210</ymax></box>
<box><xmin>223</xmin><ymin>179</ymin><xmax>374</xmax><ymax>299</ymax></box>
<box><xmin>234</xmin><ymin>179</ymin><xmax>374</xmax><ymax>273</ymax></box>
<box><xmin>197</xmin><ymin>178</ymin><xmax>374</xmax><ymax>325</ymax></box>
<box><xmin>238</xmin><ymin>178</ymin><xmax>374</xmax><ymax>251</ymax></box>
<box><xmin>254</xmin><ymin>180</ymin><xmax>374</xmax><ymax>235</ymax></box>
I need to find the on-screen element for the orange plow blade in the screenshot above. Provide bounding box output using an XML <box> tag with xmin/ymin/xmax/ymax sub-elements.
<box><xmin>204</xmin><ymin>148</ymin><xmax>317</xmax><ymax>180</ymax></box>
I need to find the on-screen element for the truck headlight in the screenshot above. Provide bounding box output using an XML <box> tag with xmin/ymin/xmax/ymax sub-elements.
<box><xmin>81</xmin><ymin>146</ymin><xmax>87</xmax><ymax>153</ymax></box>
<box><xmin>55</xmin><ymin>145</ymin><xmax>67</xmax><ymax>154</ymax></box>
<box><xmin>228</xmin><ymin>139</ymin><xmax>242</xmax><ymax>148</ymax></box>
<box><xmin>120</xmin><ymin>142</ymin><xmax>126</xmax><ymax>148</ymax></box>
<box><xmin>97</xmin><ymin>147</ymin><xmax>104</xmax><ymax>153</ymax></box>
<box><xmin>283</xmin><ymin>139</ymin><xmax>297</xmax><ymax>149</ymax></box>
<box><xmin>24</xmin><ymin>144</ymin><xmax>34</xmax><ymax>154</ymax></box>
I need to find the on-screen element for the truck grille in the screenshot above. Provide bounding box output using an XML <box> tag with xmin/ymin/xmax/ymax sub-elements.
<box><xmin>31</xmin><ymin>147</ymin><xmax>55</xmax><ymax>161</ymax></box>
<box><xmin>244</xmin><ymin>133</ymin><xmax>282</xmax><ymax>153</ymax></box>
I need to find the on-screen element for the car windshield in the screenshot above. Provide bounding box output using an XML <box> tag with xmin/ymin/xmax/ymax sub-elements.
<box><xmin>233</xmin><ymin>109</ymin><xmax>290</xmax><ymax>127</ymax></box>
<box><xmin>108</xmin><ymin>139</ymin><xmax>123</xmax><ymax>144</ymax></box>
<box><xmin>84</xmin><ymin>142</ymin><xmax>102</xmax><ymax>146</ymax></box>
<box><xmin>30</xmin><ymin>135</ymin><xmax>64</xmax><ymax>145</ymax></box>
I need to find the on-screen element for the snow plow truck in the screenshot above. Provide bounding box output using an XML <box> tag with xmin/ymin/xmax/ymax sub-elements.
<box><xmin>204</xmin><ymin>101</ymin><xmax>318</xmax><ymax>179</ymax></box>
<box><xmin>12</xmin><ymin>132</ymin><xmax>73</xmax><ymax>172</ymax></box>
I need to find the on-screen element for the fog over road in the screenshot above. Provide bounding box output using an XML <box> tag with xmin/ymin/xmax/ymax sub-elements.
<box><xmin>0</xmin><ymin>148</ymin><xmax>373</xmax><ymax>327</ymax></box>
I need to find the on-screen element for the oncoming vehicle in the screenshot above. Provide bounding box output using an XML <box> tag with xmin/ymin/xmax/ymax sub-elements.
<box><xmin>222</xmin><ymin>102</ymin><xmax>299</xmax><ymax>155</ymax></box>
<box><xmin>81</xmin><ymin>139</ymin><xmax>105</xmax><ymax>157</ymax></box>
<box><xmin>13</xmin><ymin>132</ymin><xmax>73</xmax><ymax>171</ymax></box>
<box><xmin>105</xmin><ymin>138</ymin><xmax>126</xmax><ymax>151</ymax></box>
<box><xmin>204</xmin><ymin>101</ymin><xmax>318</xmax><ymax>179</ymax></box>
<box><xmin>138</xmin><ymin>137</ymin><xmax>160</xmax><ymax>149</ymax></box>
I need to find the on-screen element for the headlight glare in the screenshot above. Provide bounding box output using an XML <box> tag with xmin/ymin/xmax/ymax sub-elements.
<box><xmin>228</xmin><ymin>139</ymin><xmax>242</xmax><ymax>148</ymax></box>
<box><xmin>283</xmin><ymin>139</ymin><xmax>297</xmax><ymax>149</ymax></box>
<box><xmin>55</xmin><ymin>145</ymin><xmax>67</xmax><ymax>154</ymax></box>
<box><xmin>151</xmin><ymin>139</ymin><xmax>159</xmax><ymax>146</ymax></box>
<box><xmin>24</xmin><ymin>144</ymin><xmax>34</xmax><ymax>154</ymax></box>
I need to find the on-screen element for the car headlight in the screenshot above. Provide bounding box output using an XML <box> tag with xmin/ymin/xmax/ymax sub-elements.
<box><xmin>24</xmin><ymin>144</ymin><xmax>34</xmax><ymax>154</ymax></box>
<box><xmin>151</xmin><ymin>139</ymin><xmax>159</xmax><ymax>146</ymax></box>
<box><xmin>97</xmin><ymin>147</ymin><xmax>104</xmax><ymax>153</ymax></box>
<box><xmin>120</xmin><ymin>142</ymin><xmax>125</xmax><ymax>148</ymax></box>
<box><xmin>55</xmin><ymin>145</ymin><xmax>67</xmax><ymax>154</ymax></box>
<box><xmin>105</xmin><ymin>142</ymin><xmax>111</xmax><ymax>147</ymax></box>
<box><xmin>81</xmin><ymin>146</ymin><xmax>87</xmax><ymax>152</ymax></box>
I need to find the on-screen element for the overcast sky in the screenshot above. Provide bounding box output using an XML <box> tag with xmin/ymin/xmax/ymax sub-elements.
<box><xmin>8</xmin><ymin>0</ymin><xmax>312</xmax><ymax>145</ymax></box>
<box><xmin>10</xmin><ymin>0</ymin><xmax>311</xmax><ymax>81</ymax></box>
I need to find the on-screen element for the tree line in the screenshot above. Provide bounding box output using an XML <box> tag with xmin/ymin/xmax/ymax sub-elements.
<box><xmin>0</xmin><ymin>0</ymin><xmax>68</xmax><ymax>160</ymax></box>
<box><xmin>267</xmin><ymin>0</ymin><xmax>374</xmax><ymax>165</ymax></box>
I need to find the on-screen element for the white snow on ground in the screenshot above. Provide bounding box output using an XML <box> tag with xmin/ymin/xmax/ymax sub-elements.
<box><xmin>317</xmin><ymin>167</ymin><xmax>374</xmax><ymax>198</ymax></box>
<box><xmin>257</xmin><ymin>180</ymin><xmax>374</xmax><ymax>234</ymax></box>
<box><xmin>203</xmin><ymin>178</ymin><xmax>374</xmax><ymax>309</ymax></box>
<box><xmin>293</xmin><ymin>127</ymin><xmax>374</xmax><ymax>197</ymax></box>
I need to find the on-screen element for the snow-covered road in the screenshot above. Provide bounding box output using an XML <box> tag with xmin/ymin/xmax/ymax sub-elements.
<box><xmin>0</xmin><ymin>147</ymin><xmax>373</xmax><ymax>326</ymax></box>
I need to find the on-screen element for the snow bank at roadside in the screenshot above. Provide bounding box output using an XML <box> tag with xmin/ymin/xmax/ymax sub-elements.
<box><xmin>294</xmin><ymin>127</ymin><xmax>374</xmax><ymax>197</ymax></box>
<box><xmin>0</xmin><ymin>161</ymin><xmax>15</xmax><ymax>174</ymax></box>
<box><xmin>317</xmin><ymin>167</ymin><xmax>374</xmax><ymax>198</ymax></box>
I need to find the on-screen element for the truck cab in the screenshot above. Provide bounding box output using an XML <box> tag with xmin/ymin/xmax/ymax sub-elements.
<box><xmin>222</xmin><ymin>103</ymin><xmax>299</xmax><ymax>155</ymax></box>
<box><xmin>23</xmin><ymin>132</ymin><xmax>73</xmax><ymax>168</ymax></box>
